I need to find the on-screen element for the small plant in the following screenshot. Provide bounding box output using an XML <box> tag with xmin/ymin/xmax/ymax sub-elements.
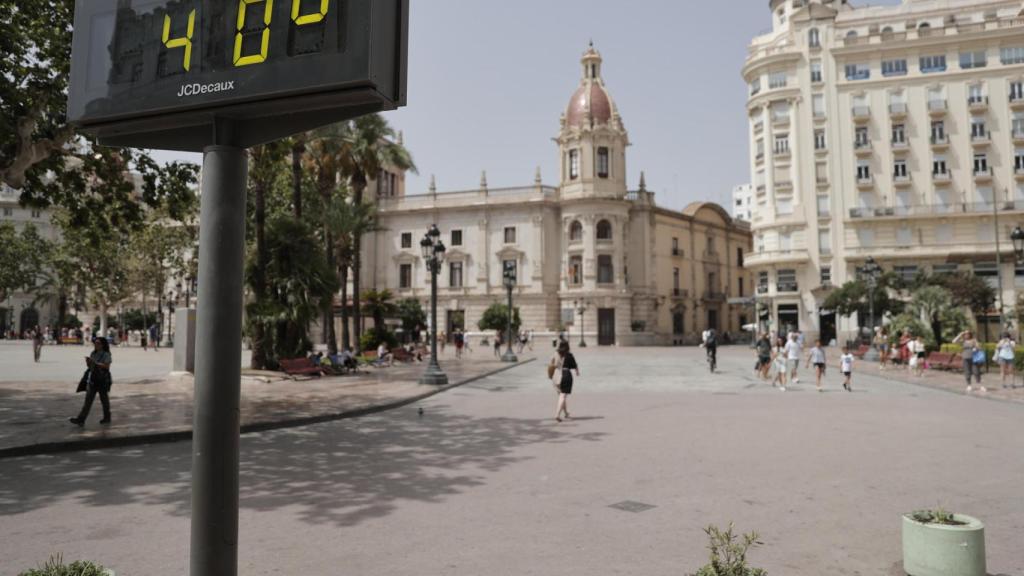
<box><xmin>19</xmin><ymin>554</ymin><xmax>109</xmax><ymax>576</ymax></box>
<box><xmin>691</xmin><ymin>523</ymin><xmax>767</xmax><ymax>576</ymax></box>
<box><xmin>910</xmin><ymin>507</ymin><xmax>967</xmax><ymax>526</ymax></box>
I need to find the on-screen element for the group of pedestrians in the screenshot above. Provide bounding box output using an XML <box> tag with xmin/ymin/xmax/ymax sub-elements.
<box><xmin>754</xmin><ymin>331</ymin><xmax>855</xmax><ymax>393</ymax></box>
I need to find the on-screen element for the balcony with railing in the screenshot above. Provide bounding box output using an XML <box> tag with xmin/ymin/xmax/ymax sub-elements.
<box><xmin>974</xmin><ymin>167</ymin><xmax>993</xmax><ymax>181</ymax></box>
<box><xmin>893</xmin><ymin>173</ymin><xmax>912</xmax><ymax>187</ymax></box>
<box><xmin>891</xmin><ymin>139</ymin><xmax>909</xmax><ymax>152</ymax></box>
<box><xmin>889</xmin><ymin>102</ymin><xmax>907</xmax><ymax>118</ymax></box>
<box><xmin>932</xmin><ymin>170</ymin><xmax>952</xmax><ymax>184</ymax></box>
<box><xmin>1011</xmin><ymin>92</ymin><xmax>1024</xmax><ymax>110</ymax></box>
<box><xmin>856</xmin><ymin>174</ymin><xmax>874</xmax><ymax>189</ymax></box>
<box><xmin>849</xmin><ymin>201</ymin><xmax>1024</xmax><ymax>220</ymax></box>
<box><xmin>854</xmin><ymin>140</ymin><xmax>873</xmax><ymax>156</ymax></box>
<box><xmin>928</xmin><ymin>100</ymin><xmax>948</xmax><ymax>116</ymax></box>
<box><xmin>1015</xmin><ymin>166</ymin><xmax>1024</xmax><ymax>180</ymax></box>
<box><xmin>702</xmin><ymin>291</ymin><xmax>728</xmax><ymax>303</ymax></box>
<box><xmin>852</xmin><ymin>106</ymin><xmax>871</xmax><ymax>121</ymax></box>
<box><xmin>744</xmin><ymin>249</ymin><xmax>811</xmax><ymax>267</ymax></box>
<box><xmin>971</xmin><ymin>130</ymin><xmax>992</xmax><ymax>147</ymax></box>
<box><xmin>968</xmin><ymin>95</ymin><xmax>989</xmax><ymax>112</ymax></box>
<box><xmin>774</xmin><ymin>180</ymin><xmax>793</xmax><ymax>192</ymax></box>
<box><xmin>930</xmin><ymin>134</ymin><xmax>949</xmax><ymax>149</ymax></box>
<box><xmin>378</xmin><ymin>185</ymin><xmax>558</xmax><ymax>212</ymax></box>
<box><xmin>757</xmin><ymin>284</ymin><xmax>769</xmax><ymax>295</ymax></box>
<box><xmin>776</xmin><ymin>281</ymin><xmax>799</xmax><ymax>293</ymax></box>
<box><xmin>671</xmin><ymin>288</ymin><xmax>689</xmax><ymax>299</ymax></box>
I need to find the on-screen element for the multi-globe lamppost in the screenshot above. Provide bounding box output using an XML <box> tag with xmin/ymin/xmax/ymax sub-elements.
<box><xmin>574</xmin><ymin>299</ymin><xmax>590</xmax><ymax>348</ymax></box>
<box><xmin>863</xmin><ymin>256</ymin><xmax>882</xmax><ymax>362</ymax></box>
<box><xmin>419</xmin><ymin>225</ymin><xmax>449</xmax><ymax>385</ymax></box>
<box><xmin>501</xmin><ymin>261</ymin><xmax>518</xmax><ymax>363</ymax></box>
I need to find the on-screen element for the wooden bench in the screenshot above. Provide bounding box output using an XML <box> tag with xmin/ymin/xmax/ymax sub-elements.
<box><xmin>925</xmin><ymin>351</ymin><xmax>952</xmax><ymax>370</ymax></box>
<box><xmin>392</xmin><ymin>348</ymin><xmax>419</xmax><ymax>363</ymax></box>
<box><xmin>60</xmin><ymin>337</ymin><xmax>82</xmax><ymax>345</ymax></box>
<box><xmin>851</xmin><ymin>344</ymin><xmax>871</xmax><ymax>359</ymax></box>
<box><xmin>279</xmin><ymin>357</ymin><xmax>323</xmax><ymax>378</ymax></box>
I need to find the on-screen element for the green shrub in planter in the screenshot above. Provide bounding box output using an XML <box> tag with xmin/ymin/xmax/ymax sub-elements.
<box><xmin>19</xmin><ymin>555</ymin><xmax>110</xmax><ymax>576</ymax></box>
<box><xmin>359</xmin><ymin>328</ymin><xmax>398</xmax><ymax>352</ymax></box>
<box><xmin>690</xmin><ymin>524</ymin><xmax>767</xmax><ymax>576</ymax></box>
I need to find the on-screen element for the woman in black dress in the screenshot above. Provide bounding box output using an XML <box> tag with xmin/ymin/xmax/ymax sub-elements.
<box><xmin>549</xmin><ymin>341</ymin><xmax>580</xmax><ymax>422</ymax></box>
<box><xmin>70</xmin><ymin>337</ymin><xmax>113</xmax><ymax>426</ymax></box>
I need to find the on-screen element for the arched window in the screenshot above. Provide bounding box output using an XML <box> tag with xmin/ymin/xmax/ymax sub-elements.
<box><xmin>569</xmin><ymin>220</ymin><xmax>583</xmax><ymax>242</ymax></box>
<box><xmin>846</xmin><ymin>30</ymin><xmax>858</xmax><ymax>39</ymax></box>
<box><xmin>808</xmin><ymin>28</ymin><xmax>820</xmax><ymax>48</ymax></box>
<box><xmin>596</xmin><ymin>219</ymin><xmax>613</xmax><ymax>241</ymax></box>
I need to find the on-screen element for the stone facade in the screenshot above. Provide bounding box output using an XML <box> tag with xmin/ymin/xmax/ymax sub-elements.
<box><xmin>364</xmin><ymin>46</ymin><xmax>752</xmax><ymax>346</ymax></box>
<box><xmin>745</xmin><ymin>0</ymin><xmax>1024</xmax><ymax>343</ymax></box>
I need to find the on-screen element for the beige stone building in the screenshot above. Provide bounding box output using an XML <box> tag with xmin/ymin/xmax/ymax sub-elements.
<box><xmin>363</xmin><ymin>46</ymin><xmax>752</xmax><ymax>345</ymax></box>
<box><xmin>744</xmin><ymin>0</ymin><xmax>1024</xmax><ymax>342</ymax></box>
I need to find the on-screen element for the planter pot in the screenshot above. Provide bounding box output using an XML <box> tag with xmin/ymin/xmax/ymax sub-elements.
<box><xmin>902</xmin><ymin>513</ymin><xmax>986</xmax><ymax>576</ymax></box>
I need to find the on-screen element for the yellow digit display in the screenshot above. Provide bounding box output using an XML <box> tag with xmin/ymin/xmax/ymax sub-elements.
<box><xmin>234</xmin><ymin>0</ymin><xmax>275</xmax><ymax>67</ymax></box>
<box><xmin>162</xmin><ymin>9</ymin><xmax>196</xmax><ymax>71</ymax></box>
<box><xmin>292</xmin><ymin>0</ymin><xmax>329</xmax><ymax>25</ymax></box>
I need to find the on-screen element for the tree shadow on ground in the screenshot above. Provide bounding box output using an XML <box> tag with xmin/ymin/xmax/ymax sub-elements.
<box><xmin>0</xmin><ymin>403</ymin><xmax>607</xmax><ymax>528</ymax></box>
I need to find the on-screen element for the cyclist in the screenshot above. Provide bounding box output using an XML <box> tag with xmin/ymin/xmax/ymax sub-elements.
<box><xmin>702</xmin><ymin>328</ymin><xmax>719</xmax><ymax>371</ymax></box>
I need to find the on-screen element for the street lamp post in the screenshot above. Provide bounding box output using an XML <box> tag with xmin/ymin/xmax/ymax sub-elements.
<box><xmin>863</xmin><ymin>256</ymin><xmax>882</xmax><ymax>362</ymax></box>
<box><xmin>574</xmin><ymin>299</ymin><xmax>589</xmax><ymax>348</ymax></box>
<box><xmin>501</xmin><ymin>262</ymin><xmax>518</xmax><ymax>362</ymax></box>
<box><xmin>419</xmin><ymin>225</ymin><xmax>448</xmax><ymax>385</ymax></box>
<box><xmin>1010</xmin><ymin>226</ymin><xmax>1024</xmax><ymax>387</ymax></box>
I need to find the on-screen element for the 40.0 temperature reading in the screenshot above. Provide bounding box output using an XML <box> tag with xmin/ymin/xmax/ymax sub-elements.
<box><xmin>162</xmin><ymin>0</ymin><xmax>331</xmax><ymax>71</ymax></box>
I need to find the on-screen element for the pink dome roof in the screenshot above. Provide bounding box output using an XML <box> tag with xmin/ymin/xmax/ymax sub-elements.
<box><xmin>564</xmin><ymin>44</ymin><xmax>618</xmax><ymax>129</ymax></box>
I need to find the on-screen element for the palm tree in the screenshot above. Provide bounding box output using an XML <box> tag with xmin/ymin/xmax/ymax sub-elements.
<box><xmin>338</xmin><ymin>114</ymin><xmax>416</xmax><ymax>344</ymax></box>
<box><xmin>246</xmin><ymin>142</ymin><xmax>288</xmax><ymax>369</ymax></box>
<box><xmin>290</xmin><ymin>133</ymin><xmax>307</xmax><ymax>218</ymax></box>
<box><xmin>323</xmin><ymin>196</ymin><xmax>379</xmax><ymax>351</ymax></box>
<box><xmin>363</xmin><ymin>289</ymin><xmax>398</xmax><ymax>331</ymax></box>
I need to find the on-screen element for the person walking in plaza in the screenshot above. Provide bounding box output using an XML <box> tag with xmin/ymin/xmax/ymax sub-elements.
<box><xmin>438</xmin><ymin>330</ymin><xmax>447</xmax><ymax>355</ymax></box>
<box><xmin>897</xmin><ymin>329</ymin><xmax>912</xmax><ymax>367</ymax></box>
<box><xmin>839</xmin><ymin>346</ymin><xmax>854</xmax><ymax>392</ymax></box>
<box><xmin>755</xmin><ymin>332</ymin><xmax>772</xmax><ymax>380</ymax></box>
<box><xmin>806</xmin><ymin>339</ymin><xmax>827</xmax><ymax>392</ymax></box>
<box><xmin>908</xmin><ymin>335</ymin><xmax>927</xmax><ymax>377</ymax></box>
<box><xmin>69</xmin><ymin>337</ymin><xmax>113</xmax><ymax>426</ymax></box>
<box><xmin>32</xmin><ymin>327</ymin><xmax>43</xmax><ymax>363</ymax></box>
<box><xmin>996</xmin><ymin>332</ymin><xmax>1016</xmax><ymax>388</ymax></box>
<box><xmin>876</xmin><ymin>327</ymin><xmax>890</xmax><ymax>370</ymax></box>
<box><xmin>772</xmin><ymin>337</ymin><xmax>788</xmax><ymax>391</ymax></box>
<box><xmin>493</xmin><ymin>331</ymin><xmax>502</xmax><ymax>358</ymax></box>
<box><xmin>454</xmin><ymin>329</ymin><xmax>464</xmax><ymax>359</ymax></box>
<box><xmin>549</xmin><ymin>340</ymin><xmax>579</xmax><ymax>422</ymax></box>
<box><xmin>140</xmin><ymin>326</ymin><xmax>148</xmax><ymax>351</ymax></box>
<box><xmin>953</xmin><ymin>330</ymin><xmax>986</xmax><ymax>393</ymax></box>
<box><xmin>149</xmin><ymin>323</ymin><xmax>160</xmax><ymax>350</ymax></box>
<box><xmin>784</xmin><ymin>332</ymin><xmax>802</xmax><ymax>384</ymax></box>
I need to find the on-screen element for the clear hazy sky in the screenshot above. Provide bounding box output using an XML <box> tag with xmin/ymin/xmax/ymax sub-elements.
<box><xmin>154</xmin><ymin>0</ymin><xmax>903</xmax><ymax>211</ymax></box>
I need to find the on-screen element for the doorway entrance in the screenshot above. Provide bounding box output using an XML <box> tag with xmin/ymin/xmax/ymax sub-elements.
<box><xmin>446</xmin><ymin>309</ymin><xmax>465</xmax><ymax>342</ymax></box>
<box><xmin>597</xmin><ymin>308</ymin><xmax>616</xmax><ymax>346</ymax></box>
<box><xmin>819</xmin><ymin>310</ymin><xmax>836</xmax><ymax>345</ymax></box>
<box><xmin>777</xmin><ymin>304</ymin><xmax>799</xmax><ymax>336</ymax></box>
<box><xmin>706</xmin><ymin>308</ymin><xmax>720</xmax><ymax>333</ymax></box>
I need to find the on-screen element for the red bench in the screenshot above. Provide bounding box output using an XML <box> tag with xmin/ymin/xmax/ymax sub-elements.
<box><xmin>851</xmin><ymin>345</ymin><xmax>870</xmax><ymax>359</ymax></box>
<box><xmin>279</xmin><ymin>357</ymin><xmax>323</xmax><ymax>378</ymax></box>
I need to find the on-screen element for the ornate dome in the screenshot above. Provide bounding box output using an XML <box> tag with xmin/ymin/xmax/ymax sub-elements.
<box><xmin>564</xmin><ymin>44</ymin><xmax>620</xmax><ymax>129</ymax></box>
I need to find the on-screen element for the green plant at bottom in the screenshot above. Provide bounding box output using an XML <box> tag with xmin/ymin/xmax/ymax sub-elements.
<box><xmin>691</xmin><ymin>524</ymin><xmax>767</xmax><ymax>576</ymax></box>
<box><xmin>911</xmin><ymin>507</ymin><xmax>966</xmax><ymax>526</ymax></box>
<box><xmin>19</xmin><ymin>554</ymin><xmax>108</xmax><ymax>576</ymax></box>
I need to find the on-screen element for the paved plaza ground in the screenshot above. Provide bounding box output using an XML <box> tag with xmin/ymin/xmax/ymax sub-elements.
<box><xmin>1</xmin><ymin>344</ymin><xmax>1022</xmax><ymax>575</ymax></box>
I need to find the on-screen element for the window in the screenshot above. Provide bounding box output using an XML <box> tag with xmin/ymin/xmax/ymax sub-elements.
<box><xmin>1014</xmin><ymin>112</ymin><xmax>1024</xmax><ymax>135</ymax></box>
<box><xmin>895</xmin><ymin>265</ymin><xmax>918</xmax><ymax>282</ymax></box>
<box><xmin>1001</xmin><ymin>46</ymin><xmax>1024</xmax><ymax>65</ymax></box>
<box><xmin>815</xmin><ymin>162</ymin><xmax>828</xmax><ymax>184</ymax></box>
<box><xmin>672</xmin><ymin>237</ymin><xmax>681</xmax><ymax>256</ymax></box>
<box><xmin>673</xmin><ymin>267</ymin><xmax>681</xmax><ymax>294</ymax></box>
<box><xmin>769</xmin><ymin>71</ymin><xmax>787</xmax><ymax>89</ymax></box>
<box><xmin>737</xmin><ymin>247</ymin><xmax>744</xmax><ymax>267</ymax></box>
<box><xmin>597</xmin><ymin>255</ymin><xmax>614</xmax><ymax>284</ymax></box>
<box><xmin>882</xmin><ymin>59</ymin><xmax>908</xmax><ymax>77</ymax></box>
<box><xmin>933</xmin><ymin>155</ymin><xmax>948</xmax><ymax>175</ymax></box>
<box><xmin>451</xmin><ymin>229</ymin><xmax>463</xmax><ymax>246</ymax></box>
<box><xmin>819</xmin><ymin>229</ymin><xmax>831</xmax><ymax>254</ymax></box>
<box><xmin>856</xmin><ymin>161</ymin><xmax>871</xmax><ymax>180</ymax></box>
<box><xmin>399</xmin><ymin>264</ymin><xmax>412</xmax><ymax>289</ymax></box>
<box><xmin>935</xmin><ymin>224</ymin><xmax>954</xmax><ymax>244</ymax></box>
<box><xmin>449</xmin><ymin>262</ymin><xmax>464</xmax><ymax>288</ymax></box>
<box><xmin>738</xmin><ymin>277</ymin><xmax>745</xmax><ymax>298</ymax></box>
<box><xmin>707</xmin><ymin>235</ymin><xmax>716</xmax><ymax>254</ymax></box>
<box><xmin>569</xmin><ymin>255</ymin><xmax>582</xmax><ymax>286</ymax></box>
<box><xmin>897</xmin><ymin>226</ymin><xmax>913</xmax><ymax>246</ymax></box>
<box><xmin>750</xmin><ymin>78</ymin><xmax>761</xmax><ymax>96</ymax></box>
<box><xmin>931</xmin><ymin>120</ymin><xmax>946</xmax><ymax>142</ymax></box>
<box><xmin>810</xmin><ymin>61</ymin><xmax>822</xmax><ymax>83</ymax></box>
<box><xmin>855</xmin><ymin>126</ymin><xmax>869</xmax><ymax>148</ymax></box>
<box><xmin>894</xmin><ymin>159</ymin><xmax>908</xmax><ymax>178</ymax></box>
<box><xmin>814</xmin><ymin>129</ymin><xmax>827</xmax><ymax>150</ymax></box>
<box><xmin>960</xmin><ymin>50</ymin><xmax>987</xmax><ymax>70</ymax></box>
<box><xmin>821</xmin><ymin>266</ymin><xmax>832</xmax><ymax>286</ymax></box>
<box><xmin>977</xmin><ymin>186</ymin><xmax>994</xmax><ymax>206</ymax></box>
<box><xmin>755</xmin><ymin>139</ymin><xmax>765</xmax><ymax>159</ymax></box>
<box><xmin>503</xmin><ymin>259</ymin><xmax>518</xmax><ymax>285</ymax></box>
<box><xmin>933</xmin><ymin>263</ymin><xmax>957</xmax><ymax>275</ymax></box>
<box><xmin>920</xmin><ymin>54</ymin><xmax>947</xmax><ymax>73</ymax></box>
<box><xmin>1</xmin><ymin>207</ymin><xmax>11</xmax><ymax>217</ymax></box>
<box><xmin>845</xmin><ymin>63</ymin><xmax>870</xmax><ymax>81</ymax></box>
<box><xmin>1012</xmin><ymin>81</ymin><xmax>1024</xmax><ymax>102</ymax></box>
<box><xmin>30</xmin><ymin>209</ymin><xmax>41</xmax><ymax>218</ymax></box>
<box><xmin>1015</xmin><ymin>148</ymin><xmax>1024</xmax><ymax>171</ymax></box>
<box><xmin>568</xmin><ymin>149</ymin><xmax>579</xmax><ymax>179</ymax></box>
<box><xmin>856</xmin><ymin>228</ymin><xmax>875</xmax><ymax>247</ymax></box>
<box><xmin>774</xmin><ymin>134</ymin><xmax>790</xmax><ymax>155</ymax></box>
<box><xmin>400</xmin><ymin>232</ymin><xmax>412</xmax><ymax>249</ymax></box>
<box><xmin>597</xmin><ymin>147</ymin><xmax>610</xmax><ymax>178</ymax></box>
<box><xmin>779</xmin><ymin>232</ymin><xmax>793</xmax><ymax>251</ymax></box>
<box><xmin>974</xmin><ymin>153</ymin><xmax>988</xmax><ymax>174</ymax></box>
<box><xmin>892</xmin><ymin>123</ymin><xmax>906</xmax><ymax>144</ymax></box>
<box><xmin>568</xmin><ymin>221</ymin><xmax>583</xmax><ymax>243</ymax></box>
<box><xmin>771</xmin><ymin>102</ymin><xmax>790</xmax><ymax>124</ymax></box>
<box><xmin>758</xmin><ymin>271</ymin><xmax>769</xmax><ymax>293</ymax></box>
<box><xmin>777</xmin><ymin>269</ymin><xmax>797</xmax><ymax>292</ymax></box>
<box><xmin>971</xmin><ymin>117</ymin><xmax>987</xmax><ymax>139</ymax></box>
<box><xmin>974</xmin><ymin>262</ymin><xmax>999</xmax><ymax>290</ymax></box>
<box><xmin>595</xmin><ymin>220</ymin><xmax>613</xmax><ymax>241</ymax></box>
<box><xmin>504</xmin><ymin>226</ymin><xmax>516</xmax><ymax>244</ymax></box>
<box><xmin>812</xmin><ymin>94</ymin><xmax>825</xmax><ymax>117</ymax></box>
<box><xmin>673</xmin><ymin>312</ymin><xmax>685</xmax><ymax>335</ymax></box>
<box><xmin>776</xmin><ymin>197</ymin><xmax>793</xmax><ymax>215</ymax></box>
<box><xmin>808</xmin><ymin>28</ymin><xmax>820</xmax><ymax>48</ymax></box>
<box><xmin>817</xmin><ymin>194</ymin><xmax>830</xmax><ymax>217</ymax></box>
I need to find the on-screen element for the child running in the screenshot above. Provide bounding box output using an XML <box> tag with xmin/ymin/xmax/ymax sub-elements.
<box><xmin>806</xmin><ymin>339</ymin><xmax>827</xmax><ymax>392</ymax></box>
<box><xmin>839</xmin><ymin>346</ymin><xmax>854</xmax><ymax>392</ymax></box>
<box><xmin>772</xmin><ymin>337</ymin><xmax>788</xmax><ymax>391</ymax></box>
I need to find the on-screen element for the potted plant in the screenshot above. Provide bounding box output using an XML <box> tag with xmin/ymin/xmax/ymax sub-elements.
<box><xmin>902</xmin><ymin>508</ymin><xmax>985</xmax><ymax>576</ymax></box>
<box><xmin>18</xmin><ymin>555</ymin><xmax>114</xmax><ymax>576</ymax></box>
<box><xmin>690</xmin><ymin>524</ymin><xmax>767</xmax><ymax>576</ymax></box>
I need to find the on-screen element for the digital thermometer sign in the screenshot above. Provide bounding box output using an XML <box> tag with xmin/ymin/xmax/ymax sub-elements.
<box><xmin>69</xmin><ymin>0</ymin><xmax>407</xmax><ymax>150</ymax></box>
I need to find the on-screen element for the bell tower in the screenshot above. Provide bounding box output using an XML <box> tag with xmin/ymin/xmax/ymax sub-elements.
<box><xmin>557</xmin><ymin>43</ymin><xmax>629</xmax><ymax>200</ymax></box>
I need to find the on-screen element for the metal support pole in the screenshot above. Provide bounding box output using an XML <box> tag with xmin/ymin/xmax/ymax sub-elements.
<box><xmin>864</xmin><ymin>281</ymin><xmax>879</xmax><ymax>362</ymax></box>
<box><xmin>578</xmin><ymin>308</ymin><xmax>587</xmax><ymax>348</ymax></box>
<box><xmin>190</xmin><ymin>145</ymin><xmax>247</xmax><ymax>576</ymax></box>
<box><xmin>419</xmin><ymin>260</ymin><xmax>448</xmax><ymax>385</ymax></box>
<box><xmin>502</xmin><ymin>284</ymin><xmax>518</xmax><ymax>362</ymax></box>
<box><xmin>995</xmin><ymin>197</ymin><xmax>1005</xmax><ymax>332</ymax></box>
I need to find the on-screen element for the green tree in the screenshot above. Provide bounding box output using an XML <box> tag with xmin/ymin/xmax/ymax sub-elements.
<box><xmin>323</xmin><ymin>196</ymin><xmax>378</xmax><ymax>351</ymax></box>
<box><xmin>823</xmin><ymin>273</ymin><xmax>903</xmax><ymax>334</ymax></box>
<box><xmin>396</xmin><ymin>298</ymin><xmax>426</xmax><ymax>334</ymax></box>
<box><xmin>0</xmin><ymin>222</ymin><xmax>47</xmax><ymax>304</ymax></box>
<box><xmin>337</xmin><ymin>115</ymin><xmax>416</xmax><ymax>343</ymax></box>
<box><xmin>477</xmin><ymin>302</ymin><xmax>522</xmax><ymax>335</ymax></box>
<box><xmin>939</xmin><ymin>272</ymin><xmax>996</xmax><ymax>340</ymax></box>
<box><xmin>910</xmin><ymin>285</ymin><xmax>952</xmax><ymax>348</ymax></box>
<box><xmin>363</xmin><ymin>289</ymin><xmax>398</xmax><ymax>330</ymax></box>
